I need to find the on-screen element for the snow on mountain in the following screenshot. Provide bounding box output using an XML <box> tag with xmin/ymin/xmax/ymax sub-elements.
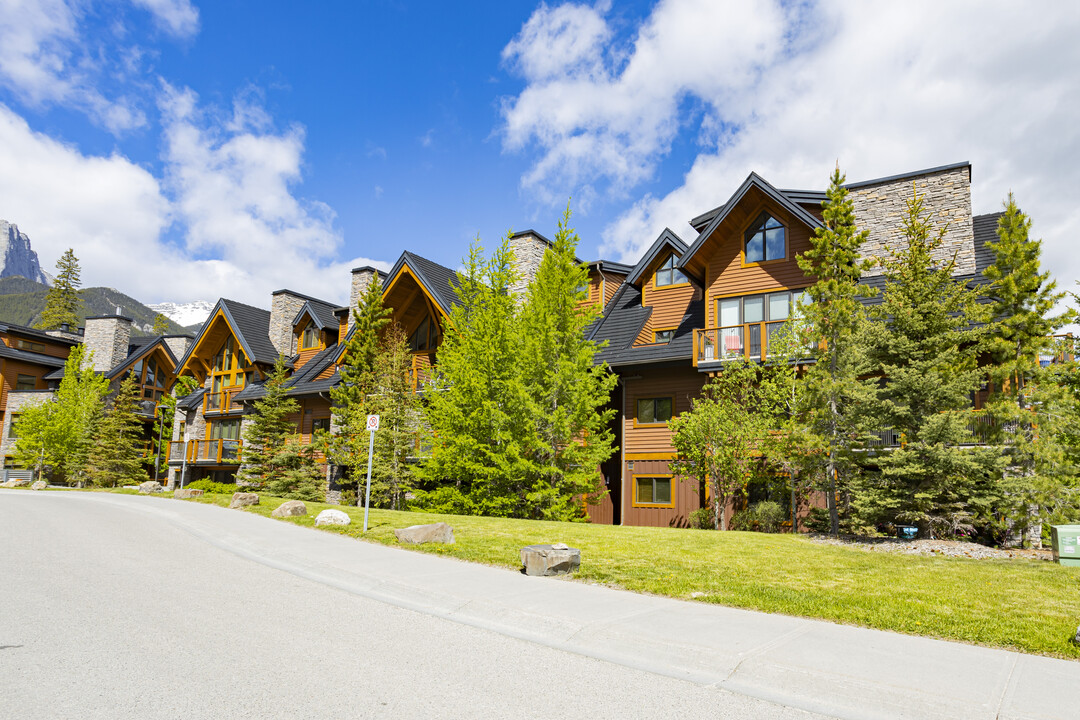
<box><xmin>148</xmin><ymin>300</ymin><xmax>215</xmax><ymax>327</ymax></box>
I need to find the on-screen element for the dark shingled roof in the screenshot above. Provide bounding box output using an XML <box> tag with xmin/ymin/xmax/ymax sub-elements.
<box><xmin>177</xmin><ymin>387</ymin><xmax>205</xmax><ymax>411</ymax></box>
<box><xmin>220</xmin><ymin>298</ymin><xmax>277</xmax><ymax>364</ymax></box>
<box><xmin>0</xmin><ymin>343</ymin><xmax>67</xmax><ymax>368</ymax></box>
<box><xmin>589</xmin><ymin>284</ymin><xmax>703</xmax><ymax>368</ymax></box>
<box><xmin>0</xmin><ymin>322</ymin><xmax>82</xmax><ymax>346</ymax></box>
<box><xmin>292</xmin><ymin>297</ymin><xmax>338</xmax><ymax>330</ymax></box>
<box><xmin>625</xmin><ymin>228</ymin><xmax>689</xmax><ymax>286</ymax></box>
<box><xmin>387</xmin><ymin>251</ymin><xmax>463</xmax><ymax>316</ymax></box>
<box><xmin>233</xmin><ymin>343</ymin><xmax>341</xmax><ymax>402</ymax></box>
<box><xmin>972</xmin><ymin>212</ymin><xmax>1002</xmax><ymax>276</ymax></box>
<box><xmin>105</xmin><ymin>337</ymin><xmax>178</xmax><ymax>380</ymax></box>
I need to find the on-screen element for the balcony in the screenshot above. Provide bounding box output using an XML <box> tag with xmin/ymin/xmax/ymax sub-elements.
<box><xmin>693</xmin><ymin>322</ymin><xmax>812</xmax><ymax>367</ymax></box>
<box><xmin>167</xmin><ymin>439</ymin><xmax>242</xmax><ymax>465</ymax></box>
<box><xmin>204</xmin><ymin>389</ymin><xmax>244</xmax><ymax>415</ymax></box>
<box><xmin>866</xmin><ymin>412</ymin><xmax>1020</xmax><ymax>449</ymax></box>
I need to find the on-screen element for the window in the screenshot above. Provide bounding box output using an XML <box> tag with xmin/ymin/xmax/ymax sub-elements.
<box><xmin>210</xmin><ymin>419</ymin><xmax>242</xmax><ymax>441</ymax></box>
<box><xmin>654</xmin><ymin>254</ymin><xmax>687</xmax><ymax>287</ymax></box>
<box><xmin>635</xmin><ymin>476</ymin><xmax>672</xmax><ymax>506</ymax></box>
<box><xmin>312</xmin><ymin>417</ymin><xmax>331</xmax><ymax>434</ymax></box>
<box><xmin>654</xmin><ymin>329</ymin><xmax>675</xmax><ymax>344</ymax></box>
<box><xmin>715</xmin><ymin>290</ymin><xmax>806</xmax><ymax>328</ymax></box>
<box><xmin>15</xmin><ymin>374</ymin><xmax>36</xmax><ymax>391</ymax></box>
<box><xmin>636</xmin><ymin>397</ymin><xmax>673</xmax><ymax>424</ymax></box>
<box><xmin>211</xmin><ymin>336</ymin><xmax>249</xmax><ymax>390</ymax></box>
<box><xmin>409</xmin><ymin>315</ymin><xmax>439</xmax><ymax>352</ymax></box>
<box><xmin>300</xmin><ymin>324</ymin><xmax>320</xmax><ymax>350</ymax></box>
<box><xmin>13</xmin><ymin>339</ymin><xmax>46</xmax><ymax>353</ymax></box>
<box><xmin>744</xmin><ymin>212</ymin><xmax>785</xmax><ymax>263</ymax></box>
<box><xmin>7</xmin><ymin>414</ymin><xmax>20</xmax><ymax>439</ymax></box>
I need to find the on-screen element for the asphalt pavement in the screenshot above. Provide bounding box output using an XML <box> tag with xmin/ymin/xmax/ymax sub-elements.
<box><xmin>1</xmin><ymin>490</ymin><xmax>1076</xmax><ymax>719</ymax></box>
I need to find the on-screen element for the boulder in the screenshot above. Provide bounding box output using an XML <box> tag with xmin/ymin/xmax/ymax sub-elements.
<box><xmin>173</xmin><ymin>488</ymin><xmax>204</xmax><ymax>500</ymax></box>
<box><xmin>520</xmin><ymin>543</ymin><xmax>581</xmax><ymax>576</ymax></box>
<box><xmin>1</xmin><ymin>478</ymin><xmax>31</xmax><ymax>488</ymax></box>
<box><xmin>229</xmin><ymin>492</ymin><xmax>260</xmax><ymax>509</ymax></box>
<box><xmin>394</xmin><ymin>522</ymin><xmax>454</xmax><ymax>545</ymax></box>
<box><xmin>1075</xmin><ymin>625</ymin><xmax>1080</xmax><ymax>646</ymax></box>
<box><xmin>271</xmin><ymin>500</ymin><xmax>308</xmax><ymax>518</ymax></box>
<box><xmin>315</xmin><ymin>509</ymin><xmax>351</xmax><ymax>527</ymax></box>
<box><xmin>138</xmin><ymin>481</ymin><xmax>163</xmax><ymax>494</ymax></box>
<box><xmin>30</xmin><ymin>480</ymin><xmax>47</xmax><ymax>491</ymax></box>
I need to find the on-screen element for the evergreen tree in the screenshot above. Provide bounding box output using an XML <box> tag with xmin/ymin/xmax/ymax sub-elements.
<box><xmin>518</xmin><ymin>207</ymin><xmax>617</xmax><ymax>521</ymax></box>
<box><xmin>796</xmin><ymin>165</ymin><xmax>874</xmax><ymax>535</ymax></box>
<box><xmin>265</xmin><ymin>436</ymin><xmax>325</xmax><ymax>501</ymax></box>
<box><xmin>417</xmin><ymin>235</ymin><xmax>533</xmax><ymax>516</ymax></box>
<box><xmin>13</xmin><ymin>345</ymin><xmax>108</xmax><ymax>485</ymax></box>
<box><xmin>36</xmin><ymin>249</ymin><xmax>82</xmax><ymax>330</ymax></box>
<box><xmin>152</xmin><ymin>313</ymin><xmax>171</xmax><ymax>335</ymax></box>
<box><xmin>365</xmin><ymin>323</ymin><xmax>422</xmax><ymax>510</ymax></box>
<box><xmin>151</xmin><ymin>375</ymin><xmax>198</xmax><ymax>479</ymax></box>
<box><xmin>983</xmin><ymin>193</ymin><xmax>1075</xmax><ymax>407</ymax></box>
<box><xmin>240</xmin><ymin>356</ymin><xmax>299</xmax><ymax>489</ymax></box>
<box><xmin>857</xmin><ymin>189</ymin><xmax>1002</xmax><ymax>537</ymax></box>
<box><xmin>327</xmin><ymin>274</ymin><xmax>390</xmax><ymax>497</ymax></box>
<box><xmin>87</xmin><ymin>372</ymin><xmax>147</xmax><ymax>487</ymax></box>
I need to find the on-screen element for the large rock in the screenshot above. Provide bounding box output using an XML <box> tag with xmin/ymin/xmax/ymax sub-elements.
<box><xmin>315</xmin><ymin>509</ymin><xmax>351</xmax><ymax>527</ymax></box>
<box><xmin>173</xmin><ymin>488</ymin><xmax>204</xmax><ymax>499</ymax></box>
<box><xmin>520</xmin><ymin>543</ymin><xmax>581</xmax><ymax>576</ymax></box>
<box><xmin>271</xmin><ymin>500</ymin><xmax>308</xmax><ymax>518</ymax></box>
<box><xmin>0</xmin><ymin>479</ymin><xmax>30</xmax><ymax>488</ymax></box>
<box><xmin>138</xmin><ymin>481</ymin><xmax>163</xmax><ymax>494</ymax></box>
<box><xmin>30</xmin><ymin>480</ymin><xmax>47</xmax><ymax>491</ymax></box>
<box><xmin>229</xmin><ymin>492</ymin><xmax>260</xmax><ymax>509</ymax></box>
<box><xmin>394</xmin><ymin>522</ymin><xmax>454</xmax><ymax>545</ymax></box>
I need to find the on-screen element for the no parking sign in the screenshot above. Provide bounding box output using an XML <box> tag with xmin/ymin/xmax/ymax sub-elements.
<box><xmin>362</xmin><ymin>415</ymin><xmax>379</xmax><ymax>531</ymax></box>
<box><xmin>366</xmin><ymin>414</ymin><xmax>380</xmax><ymax>431</ymax></box>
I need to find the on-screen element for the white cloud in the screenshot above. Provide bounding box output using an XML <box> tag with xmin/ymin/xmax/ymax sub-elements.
<box><xmin>502</xmin><ymin>0</ymin><xmax>1080</xmax><ymax>289</ymax></box>
<box><xmin>129</xmin><ymin>0</ymin><xmax>199</xmax><ymax>38</ymax></box>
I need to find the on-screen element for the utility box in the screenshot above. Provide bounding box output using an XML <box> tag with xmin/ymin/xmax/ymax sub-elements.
<box><xmin>1050</xmin><ymin>525</ymin><xmax>1080</xmax><ymax>567</ymax></box>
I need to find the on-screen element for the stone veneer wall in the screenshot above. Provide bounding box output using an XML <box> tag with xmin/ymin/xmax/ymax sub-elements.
<box><xmin>163</xmin><ymin>336</ymin><xmax>192</xmax><ymax>363</ymax></box>
<box><xmin>509</xmin><ymin>232</ymin><xmax>549</xmax><ymax>301</ymax></box>
<box><xmin>269</xmin><ymin>292</ymin><xmax>307</xmax><ymax>358</ymax></box>
<box><xmin>1</xmin><ymin>391</ymin><xmax>54</xmax><ymax>467</ymax></box>
<box><xmin>82</xmin><ymin>316</ymin><xmax>133</xmax><ymax>372</ymax></box>
<box><xmin>348</xmin><ymin>268</ymin><xmax>381</xmax><ymax>331</ymax></box>
<box><xmin>850</xmin><ymin>164</ymin><xmax>975</xmax><ymax>277</ymax></box>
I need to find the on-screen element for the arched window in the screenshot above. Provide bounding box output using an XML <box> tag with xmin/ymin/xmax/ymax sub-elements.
<box><xmin>745</xmin><ymin>212</ymin><xmax>785</xmax><ymax>263</ymax></box>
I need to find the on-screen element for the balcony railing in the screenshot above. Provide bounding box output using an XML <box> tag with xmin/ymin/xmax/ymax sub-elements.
<box><xmin>694</xmin><ymin>322</ymin><xmax>810</xmax><ymax>366</ymax></box>
<box><xmin>1040</xmin><ymin>334</ymin><xmax>1075</xmax><ymax>366</ymax></box>
<box><xmin>411</xmin><ymin>352</ymin><xmax>436</xmax><ymax>391</ymax></box>
<box><xmin>866</xmin><ymin>412</ymin><xmax>1024</xmax><ymax>449</ymax></box>
<box><xmin>204</xmin><ymin>389</ymin><xmax>244</xmax><ymax>415</ymax></box>
<box><xmin>167</xmin><ymin>439</ymin><xmax>242</xmax><ymax>465</ymax></box>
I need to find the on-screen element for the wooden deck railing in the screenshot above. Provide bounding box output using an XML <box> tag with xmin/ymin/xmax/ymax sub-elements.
<box><xmin>166</xmin><ymin>439</ymin><xmax>242</xmax><ymax>464</ymax></box>
<box><xmin>204</xmin><ymin>389</ymin><xmax>244</xmax><ymax>415</ymax></box>
<box><xmin>693</xmin><ymin>322</ymin><xmax>808</xmax><ymax>366</ymax></box>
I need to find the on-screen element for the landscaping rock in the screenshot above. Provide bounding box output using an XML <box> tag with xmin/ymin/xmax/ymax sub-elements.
<box><xmin>173</xmin><ymin>488</ymin><xmax>204</xmax><ymax>500</ymax></box>
<box><xmin>1</xmin><ymin>479</ymin><xmax>30</xmax><ymax>488</ymax></box>
<box><xmin>138</xmin><ymin>481</ymin><xmax>163</xmax><ymax>494</ymax></box>
<box><xmin>271</xmin><ymin>500</ymin><xmax>308</xmax><ymax>518</ymax></box>
<box><xmin>315</xmin><ymin>509</ymin><xmax>350</xmax><ymax>527</ymax></box>
<box><xmin>394</xmin><ymin>522</ymin><xmax>454</xmax><ymax>544</ymax></box>
<box><xmin>520</xmin><ymin>544</ymin><xmax>581</xmax><ymax>576</ymax></box>
<box><xmin>229</xmin><ymin>492</ymin><xmax>260</xmax><ymax>509</ymax></box>
<box><xmin>30</xmin><ymin>480</ymin><xmax>47</xmax><ymax>491</ymax></box>
<box><xmin>1074</xmin><ymin>625</ymin><xmax>1080</xmax><ymax>646</ymax></box>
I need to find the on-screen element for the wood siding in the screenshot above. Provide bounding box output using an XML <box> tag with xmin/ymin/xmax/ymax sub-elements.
<box><xmin>1</xmin><ymin>333</ymin><xmax>72</xmax><ymax>359</ymax></box>
<box><xmin>293</xmin><ymin>346</ymin><xmax>322</xmax><ymax>371</ymax></box>
<box><xmin>623</xmin><ymin>367</ymin><xmax>706</xmax><ymax>455</ymax></box>
<box><xmin>636</xmin><ymin>281</ymin><xmax>698</xmax><ymax>346</ymax></box>
<box><xmin>700</xmin><ymin>192</ymin><xmax>816</xmax><ymax>326</ymax></box>
<box><xmin>621</xmin><ymin>458</ymin><xmax>702</xmax><ymax>528</ymax></box>
<box><xmin>0</xmin><ymin>358</ymin><xmax>49</xmax><ymax>412</ymax></box>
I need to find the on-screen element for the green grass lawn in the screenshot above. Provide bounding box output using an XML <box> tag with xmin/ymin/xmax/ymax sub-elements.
<box><xmin>144</xmin><ymin>489</ymin><xmax>1080</xmax><ymax>659</ymax></box>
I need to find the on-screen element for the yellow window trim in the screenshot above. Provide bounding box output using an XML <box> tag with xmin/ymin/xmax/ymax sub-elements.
<box><xmin>653</xmin><ymin>327</ymin><xmax>677</xmax><ymax>344</ymax></box>
<box><xmin>631</xmin><ymin>473</ymin><xmax>676</xmax><ymax>508</ymax></box>
<box><xmin>625</xmin><ymin>452</ymin><xmax>677</xmax><ymax>461</ymax></box>
<box><xmin>632</xmin><ymin>395</ymin><xmax>675</xmax><ymax>428</ymax></box>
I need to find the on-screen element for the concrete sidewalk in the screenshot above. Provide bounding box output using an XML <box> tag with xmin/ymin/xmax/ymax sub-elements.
<box><xmin>13</xmin><ymin>490</ymin><xmax>1078</xmax><ymax>720</ymax></box>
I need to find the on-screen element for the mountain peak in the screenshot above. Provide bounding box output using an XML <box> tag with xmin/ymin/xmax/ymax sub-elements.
<box><xmin>0</xmin><ymin>220</ymin><xmax>51</xmax><ymax>286</ymax></box>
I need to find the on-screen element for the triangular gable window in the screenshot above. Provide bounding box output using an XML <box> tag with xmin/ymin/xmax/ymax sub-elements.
<box><xmin>745</xmin><ymin>212</ymin><xmax>785</xmax><ymax>263</ymax></box>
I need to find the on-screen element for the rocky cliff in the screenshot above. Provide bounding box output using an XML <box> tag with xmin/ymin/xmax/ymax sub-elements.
<box><xmin>0</xmin><ymin>220</ymin><xmax>50</xmax><ymax>285</ymax></box>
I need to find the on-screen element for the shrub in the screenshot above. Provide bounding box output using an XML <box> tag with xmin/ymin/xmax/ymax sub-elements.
<box><xmin>730</xmin><ymin>501</ymin><xmax>786</xmax><ymax>533</ymax></box>
<box><xmin>185</xmin><ymin>479</ymin><xmax>238</xmax><ymax>495</ymax></box>
<box><xmin>688</xmin><ymin>507</ymin><xmax>714</xmax><ymax>529</ymax></box>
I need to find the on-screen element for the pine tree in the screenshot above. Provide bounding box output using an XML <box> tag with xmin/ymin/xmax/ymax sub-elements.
<box><xmin>13</xmin><ymin>345</ymin><xmax>108</xmax><ymax>485</ymax></box>
<box><xmin>86</xmin><ymin>373</ymin><xmax>147</xmax><ymax>487</ymax></box>
<box><xmin>36</xmin><ymin>249</ymin><xmax>82</xmax><ymax>330</ymax></box>
<box><xmin>796</xmin><ymin>165</ymin><xmax>874</xmax><ymax>535</ymax></box>
<box><xmin>240</xmin><ymin>356</ymin><xmax>299</xmax><ymax>489</ymax></box>
<box><xmin>152</xmin><ymin>313</ymin><xmax>171</xmax><ymax>335</ymax></box>
<box><xmin>265</xmin><ymin>436</ymin><xmax>325</xmax><ymax>501</ymax></box>
<box><xmin>151</xmin><ymin>375</ymin><xmax>198</xmax><ymax>480</ymax></box>
<box><xmin>365</xmin><ymin>323</ymin><xmax>422</xmax><ymax>510</ymax></box>
<box><xmin>417</xmin><ymin>235</ymin><xmax>533</xmax><ymax>516</ymax></box>
<box><xmin>857</xmin><ymin>188</ymin><xmax>1002</xmax><ymax>537</ymax></box>
<box><xmin>517</xmin><ymin>206</ymin><xmax>617</xmax><ymax>521</ymax></box>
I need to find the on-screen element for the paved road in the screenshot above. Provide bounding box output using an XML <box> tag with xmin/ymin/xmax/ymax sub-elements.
<box><xmin>0</xmin><ymin>491</ymin><xmax>825</xmax><ymax>719</ymax></box>
<box><xmin>1</xmin><ymin>491</ymin><xmax>1076</xmax><ymax>719</ymax></box>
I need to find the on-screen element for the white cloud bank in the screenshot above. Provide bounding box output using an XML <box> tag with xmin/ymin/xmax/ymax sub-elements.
<box><xmin>501</xmin><ymin>0</ymin><xmax>1080</xmax><ymax>287</ymax></box>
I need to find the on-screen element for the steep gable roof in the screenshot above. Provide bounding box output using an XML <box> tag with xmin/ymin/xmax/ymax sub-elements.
<box><xmin>625</xmin><ymin>228</ymin><xmax>690</xmax><ymax>286</ymax></box>
<box><xmin>588</xmin><ymin>282</ymin><xmax>703</xmax><ymax>368</ymax></box>
<box><xmin>174</xmin><ymin>297</ymin><xmax>277</xmax><ymax>375</ymax></box>
<box><xmin>292</xmin><ymin>298</ymin><xmax>338</xmax><ymax>331</ymax></box>
<box><xmin>384</xmin><ymin>251</ymin><xmax>462</xmax><ymax>317</ymax></box>
<box><xmin>105</xmin><ymin>337</ymin><xmax>178</xmax><ymax>380</ymax></box>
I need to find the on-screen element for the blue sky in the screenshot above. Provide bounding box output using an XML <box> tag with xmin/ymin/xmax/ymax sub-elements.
<box><xmin>1</xmin><ymin>1</ymin><xmax>1079</xmax><ymax>308</ymax></box>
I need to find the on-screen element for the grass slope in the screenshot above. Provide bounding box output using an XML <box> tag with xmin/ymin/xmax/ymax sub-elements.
<box><xmin>183</xmin><ymin>491</ymin><xmax>1080</xmax><ymax>660</ymax></box>
<box><xmin>0</xmin><ymin>276</ymin><xmax>187</xmax><ymax>335</ymax></box>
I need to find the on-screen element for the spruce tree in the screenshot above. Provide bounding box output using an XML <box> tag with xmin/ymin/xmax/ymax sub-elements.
<box><xmin>240</xmin><ymin>356</ymin><xmax>299</xmax><ymax>489</ymax></box>
<box><xmin>365</xmin><ymin>323</ymin><xmax>422</xmax><ymax>510</ymax></box>
<box><xmin>796</xmin><ymin>165</ymin><xmax>874</xmax><ymax>535</ymax></box>
<box><xmin>518</xmin><ymin>207</ymin><xmax>617</xmax><ymax>521</ymax></box>
<box><xmin>152</xmin><ymin>313</ymin><xmax>171</xmax><ymax>335</ymax></box>
<box><xmin>87</xmin><ymin>372</ymin><xmax>147</xmax><ymax>487</ymax></box>
<box><xmin>857</xmin><ymin>189</ymin><xmax>1002</xmax><ymax>537</ymax></box>
<box><xmin>36</xmin><ymin>248</ymin><xmax>82</xmax><ymax>330</ymax></box>
<box><xmin>265</xmin><ymin>436</ymin><xmax>325</xmax><ymax>501</ymax></box>
<box><xmin>417</xmin><ymin>235</ymin><xmax>533</xmax><ymax>516</ymax></box>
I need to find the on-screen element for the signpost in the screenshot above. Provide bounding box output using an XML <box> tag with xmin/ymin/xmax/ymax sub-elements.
<box><xmin>362</xmin><ymin>414</ymin><xmax>379</xmax><ymax>531</ymax></box>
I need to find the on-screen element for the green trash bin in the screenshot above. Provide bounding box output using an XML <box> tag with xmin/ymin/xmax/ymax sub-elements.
<box><xmin>1051</xmin><ymin>525</ymin><xmax>1080</xmax><ymax>567</ymax></box>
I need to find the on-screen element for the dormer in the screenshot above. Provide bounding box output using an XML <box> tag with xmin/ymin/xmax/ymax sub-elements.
<box><xmin>581</xmin><ymin>260</ymin><xmax>632</xmax><ymax>312</ymax></box>
<box><xmin>291</xmin><ymin>300</ymin><xmax>339</xmax><ymax>370</ymax></box>
<box><xmin>624</xmin><ymin>229</ymin><xmax>698</xmax><ymax>347</ymax></box>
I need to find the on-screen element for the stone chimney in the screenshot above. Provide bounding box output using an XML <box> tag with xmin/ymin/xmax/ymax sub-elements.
<box><xmin>82</xmin><ymin>315</ymin><xmax>133</xmax><ymax>372</ymax></box>
<box><xmin>348</xmin><ymin>267</ymin><xmax>382</xmax><ymax>331</ymax></box>
<box><xmin>508</xmin><ymin>230</ymin><xmax>551</xmax><ymax>301</ymax></box>
<box><xmin>269</xmin><ymin>290</ymin><xmax>307</xmax><ymax>358</ymax></box>
<box><xmin>849</xmin><ymin>163</ymin><xmax>975</xmax><ymax>277</ymax></box>
<box><xmin>163</xmin><ymin>335</ymin><xmax>193</xmax><ymax>364</ymax></box>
